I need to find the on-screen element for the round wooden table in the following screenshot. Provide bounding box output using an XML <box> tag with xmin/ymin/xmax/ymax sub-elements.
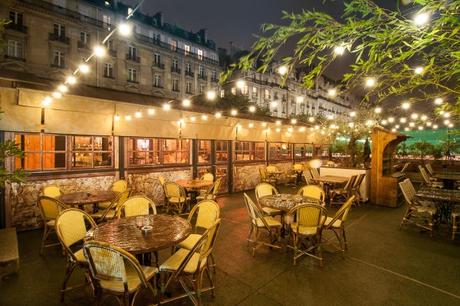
<box><xmin>259</xmin><ymin>194</ymin><xmax>318</xmax><ymax>212</ymax></box>
<box><xmin>58</xmin><ymin>191</ymin><xmax>116</xmax><ymax>210</ymax></box>
<box><xmin>176</xmin><ymin>179</ymin><xmax>214</xmax><ymax>204</ymax></box>
<box><xmin>89</xmin><ymin>214</ymin><xmax>191</xmax><ymax>265</ymax></box>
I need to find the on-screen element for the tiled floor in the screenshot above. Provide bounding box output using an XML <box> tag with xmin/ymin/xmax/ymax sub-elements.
<box><xmin>1</xmin><ymin>188</ymin><xmax>460</xmax><ymax>306</ymax></box>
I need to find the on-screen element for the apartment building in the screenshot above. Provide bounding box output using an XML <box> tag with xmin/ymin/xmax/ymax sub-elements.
<box><xmin>0</xmin><ymin>0</ymin><xmax>221</xmax><ymax>100</ymax></box>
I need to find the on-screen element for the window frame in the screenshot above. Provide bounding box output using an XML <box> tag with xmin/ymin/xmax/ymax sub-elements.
<box><xmin>234</xmin><ymin>141</ymin><xmax>265</xmax><ymax>163</ymax></box>
<box><xmin>268</xmin><ymin>142</ymin><xmax>292</xmax><ymax>161</ymax></box>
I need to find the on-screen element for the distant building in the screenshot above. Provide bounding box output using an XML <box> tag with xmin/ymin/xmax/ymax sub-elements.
<box><xmin>0</xmin><ymin>0</ymin><xmax>221</xmax><ymax>100</ymax></box>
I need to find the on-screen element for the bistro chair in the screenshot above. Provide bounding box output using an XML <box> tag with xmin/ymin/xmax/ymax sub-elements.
<box><xmin>425</xmin><ymin>163</ymin><xmax>435</xmax><ymax>176</ymax></box>
<box><xmin>160</xmin><ymin>219</ymin><xmax>221</xmax><ymax>305</ymax></box>
<box><xmin>55</xmin><ymin>208</ymin><xmax>97</xmax><ymax>302</ymax></box>
<box><xmin>399</xmin><ymin>179</ymin><xmax>437</xmax><ymax>236</ymax></box>
<box><xmin>323</xmin><ymin>196</ymin><xmax>355</xmax><ymax>252</ymax></box>
<box><xmin>259</xmin><ymin>167</ymin><xmax>276</xmax><ymax>185</ymax></box>
<box><xmin>330</xmin><ymin>175</ymin><xmax>357</xmax><ymax>206</ymax></box>
<box><xmin>418</xmin><ymin>165</ymin><xmax>443</xmax><ymax>188</ymax></box>
<box><xmin>266</xmin><ymin>165</ymin><xmax>280</xmax><ymax>185</ymax></box>
<box><xmin>177</xmin><ymin>200</ymin><xmax>220</xmax><ymax>272</ymax></box>
<box><xmin>83</xmin><ymin>241</ymin><xmax>159</xmax><ymax>306</ymax></box>
<box><xmin>37</xmin><ymin>195</ymin><xmax>66</xmax><ymax>255</ymax></box>
<box><xmin>351</xmin><ymin>173</ymin><xmax>366</xmax><ymax>204</ymax></box>
<box><xmin>91</xmin><ymin>189</ymin><xmax>130</xmax><ymax>223</ymax></box>
<box><xmin>117</xmin><ymin>195</ymin><xmax>157</xmax><ymax>218</ymax></box>
<box><xmin>243</xmin><ymin>193</ymin><xmax>281</xmax><ymax>257</ymax></box>
<box><xmin>288</xmin><ymin>203</ymin><xmax>327</xmax><ymax>266</ymax></box>
<box><xmin>42</xmin><ymin>185</ymin><xmax>62</xmax><ymax>198</ymax></box>
<box><xmin>310</xmin><ymin>168</ymin><xmax>320</xmax><ymax>180</ymax></box>
<box><xmin>303</xmin><ymin>170</ymin><xmax>314</xmax><ymax>185</ymax></box>
<box><xmin>164</xmin><ymin>182</ymin><xmax>189</xmax><ymax>214</ymax></box>
<box><xmin>99</xmin><ymin>179</ymin><xmax>129</xmax><ymax>209</ymax></box>
<box><xmin>197</xmin><ymin>178</ymin><xmax>222</xmax><ymax>201</ymax></box>
<box><xmin>201</xmin><ymin>172</ymin><xmax>214</xmax><ymax>182</ymax></box>
<box><xmin>158</xmin><ymin>176</ymin><xmax>166</xmax><ymax>186</ymax></box>
<box><xmin>254</xmin><ymin>183</ymin><xmax>282</xmax><ymax>216</ymax></box>
<box><xmin>297</xmin><ymin>185</ymin><xmax>325</xmax><ymax>206</ymax></box>
<box><xmin>400</xmin><ymin>162</ymin><xmax>411</xmax><ymax>173</ymax></box>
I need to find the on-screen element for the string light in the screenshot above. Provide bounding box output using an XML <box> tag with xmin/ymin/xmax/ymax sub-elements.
<box><xmin>401</xmin><ymin>102</ymin><xmax>411</xmax><ymax>110</ymax></box>
<box><xmin>206</xmin><ymin>90</ymin><xmax>217</xmax><ymax>101</ymax></box>
<box><xmin>125</xmin><ymin>115</ymin><xmax>132</xmax><ymax>121</ymax></box>
<box><xmin>374</xmin><ymin>107</ymin><xmax>382</xmax><ymax>114</ymax></box>
<box><xmin>57</xmin><ymin>84</ymin><xmax>68</xmax><ymax>93</ymax></box>
<box><xmin>248</xmin><ymin>105</ymin><xmax>256</xmax><ymax>113</ymax></box>
<box><xmin>190</xmin><ymin>116</ymin><xmax>196</xmax><ymax>122</ymax></box>
<box><xmin>414</xmin><ymin>66</ymin><xmax>424</xmax><ymax>75</ymax></box>
<box><xmin>66</xmin><ymin>76</ymin><xmax>77</xmax><ymax>85</ymax></box>
<box><xmin>409</xmin><ymin>122</ymin><xmax>415</xmax><ymax>127</ymax></box>
<box><xmin>365</xmin><ymin>77</ymin><xmax>376</xmax><ymax>88</ymax></box>
<box><xmin>426</xmin><ymin>122</ymin><xmax>432</xmax><ymax>127</ymax></box>
<box><xmin>261</xmin><ymin>122</ymin><xmax>267</xmax><ymax>127</ymax></box>
<box><xmin>275</xmin><ymin>127</ymin><xmax>281</xmax><ymax>133</ymax></box>
<box><xmin>296</xmin><ymin>96</ymin><xmax>304</xmax><ymax>103</ymax></box>
<box><xmin>93</xmin><ymin>45</ymin><xmax>106</xmax><ymax>57</ymax></box>
<box><xmin>182</xmin><ymin>99</ymin><xmax>191</xmax><ymax>107</ymax></box>
<box><xmin>118</xmin><ymin>22</ymin><xmax>133</xmax><ymax>36</ymax></box>
<box><xmin>41</xmin><ymin>96</ymin><xmax>52</xmax><ymax>107</ymax></box>
<box><xmin>327</xmin><ymin>89</ymin><xmax>337</xmax><ymax>97</ymax></box>
<box><xmin>410</xmin><ymin>113</ymin><xmax>418</xmax><ymax>120</ymax></box>
<box><xmin>52</xmin><ymin>91</ymin><xmax>62</xmax><ymax>99</ymax></box>
<box><xmin>248</xmin><ymin>123</ymin><xmax>254</xmax><ymax>128</ymax></box>
<box><xmin>230</xmin><ymin>109</ymin><xmax>238</xmax><ymax>116</ymax></box>
<box><xmin>277</xmin><ymin>65</ymin><xmax>288</xmax><ymax>76</ymax></box>
<box><xmin>421</xmin><ymin>115</ymin><xmax>428</xmax><ymax>121</ymax></box>
<box><xmin>114</xmin><ymin>114</ymin><xmax>120</xmax><ymax>121</ymax></box>
<box><xmin>433</xmin><ymin>124</ymin><xmax>438</xmax><ymax>129</ymax></box>
<box><xmin>291</xmin><ymin>118</ymin><xmax>297</xmax><ymax>124</ymax></box>
<box><xmin>308</xmin><ymin>117</ymin><xmax>315</xmax><ymax>123</ymax></box>
<box><xmin>381</xmin><ymin>120</ymin><xmax>387</xmax><ymax>125</ymax></box>
<box><xmin>276</xmin><ymin>120</ymin><xmax>282</xmax><ymax>126</ymax></box>
<box><xmin>299</xmin><ymin>127</ymin><xmax>306</xmax><ymax>132</ymax></box>
<box><xmin>443</xmin><ymin>113</ymin><xmax>451</xmax><ymax>118</ymax></box>
<box><xmin>444</xmin><ymin>119</ymin><xmax>450</xmax><ymax>125</ymax></box>
<box><xmin>388</xmin><ymin>117</ymin><xmax>395</xmax><ymax>123</ymax></box>
<box><xmin>333</xmin><ymin>45</ymin><xmax>345</xmax><ymax>56</ymax></box>
<box><xmin>434</xmin><ymin>98</ymin><xmax>443</xmax><ymax>105</ymax></box>
<box><xmin>270</xmin><ymin>101</ymin><xmax>278</xmax><ymax>108</ymax></box>
<box><xmin>134</xmin><ymin>111</ymin><xmax>142</xmax><ymax>118</ymax></box>
<box><xmin>349</xmin><ymin>111</ymin><xmax>356</xmax><ymax>117</ymax></box>
<box><xmin>418</xmin><ymin>126</ymin><xmax>424</xmax><ymax>130</ymax></box>
<box><xmin>147</xmin><ymin>108</ymin><xmax>155</xmax><ymax>115</ymax></box>
<box><xmin>162</xmin><ymin>103</ymin><xmax>171</xmax><ymax>111</ymax></box>
<box><xmin>400</xmin><ymin>117</ymin><xmax>407</xmax><ymax>123</ymax></box>
<box><xmin>413</xmin><ymin>11</ymin><xmax>430</xmax><ymax>26</ymax></box>
<box><xmin>448</xmin><ymin>123</ymin><xmax>454</xmax><ymax>128</ymax></box>
<box><xmin>215</xmin><ymin>112</ymin><xmax>222</xmax><ymax>118</ymax></box>
<box><xmin>201</xmin><ymin>114</ymin><xmax>208</xmax><ymax>121</ymax></box>
<box><xmin>236</xmin><ymin>79</ymin><xmax>246</xmax><ymax>89</ymax></box>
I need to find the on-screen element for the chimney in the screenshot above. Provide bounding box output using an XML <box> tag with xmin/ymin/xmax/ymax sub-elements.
<box><xmin>153</xmin><ymin>12</ymin><xmax>163</xmax><ymax>27</ymax></box>
<box><xmin>198</xmin><ymin>28</ymin><xmax>208</xmax><ymax>43</ymax></box>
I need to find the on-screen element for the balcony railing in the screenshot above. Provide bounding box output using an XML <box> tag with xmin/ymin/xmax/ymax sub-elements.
<box><xmin>211</xmin><ymin>77</ymin><xmax>219</xmax><ymax>83</ymax></box>
<box><xmin>4</xmin><ymin>54</ymin><xmax>26</xmax><ymax>62</ymax></box>
<box><xmin>49</xmin><ymin>33</ymin><xmax>70</xmax><ymax>44</ymax></box>
<box><xmin>185</xmin><ymin>70</ymin><xmax>194</xmax><ymax>77</ymax></box>
<box><xmin>50</xmin><ymin>63</ymin><xmax>65</xmax><ymax>69</ymax></box>
<box><xmin>153</xmin><ymin>83</ymin><xmax>163</xmax><ymax>88</ymax></box>
<box><xmin>77</xmin><ymin>41</ymin><xmax>89</xmax><ymax>49</ymax></box>
<box><xmin>171</xmin><ymin>67</ymin><xmax>181</xmax><ymax>74</ymax></box>
<box><xmin>198</xmin><ymin>74</ymin><xmax>207</xmax><ymax>81</ymax></box>
<box><xmin>5</xmin><ymin>23</ymin><xmax>28</xmax><ymax>34</ymax></box>
<box><xmin>153</xmin><ymin>62</ymin><xmax>165</xmax><ymax>69</ymax></box>
<box><xmin>126</xmin><ymin>54</ymin><xmax>140</xmax><ymax>63</ymax></box>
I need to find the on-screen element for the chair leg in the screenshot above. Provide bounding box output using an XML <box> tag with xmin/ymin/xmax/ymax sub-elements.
<box><xmin>61</xmin><ymin>262</ymin><xmax>77</xmax><ymax>302</ymax></box>
<box><xmin>452</xmin><ymin>215</ymin><xmax>457</xmax><ymax>240</ymax></box>
<box><xmin>40</xmin><ymin>225</ymin><xmax>49</xmax><ymax>256</ymax></box>
<box><xmin>342</xmin><ymin>227</ymin><xmax>348</xmax><ymax>251</ymax></box>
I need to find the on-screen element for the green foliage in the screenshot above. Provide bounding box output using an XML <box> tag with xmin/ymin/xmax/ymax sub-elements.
<box><xmin>192</xmin><ymin>93</ymin><xmax>269</xmax><ymax>116</ymax></box>
<box><xmin>223</xmin><ymin>0</ymin><xmax>460</xmax><ymax>120</ymax></box>
<box><xmin>408</xmin><ymin>141</ymin><xmax>435</xmax><ymax>160</ymax></box>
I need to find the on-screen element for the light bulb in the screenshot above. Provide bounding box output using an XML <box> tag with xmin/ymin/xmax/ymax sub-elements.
<box><xmin>230</xmin><ymin>109</ymin><xmax>238</xmax><ymax>116</ymax></box>
<box><xmin>414</xmin><ymin>12</ymin><xmax>430</xmax><ymax>26</ymax></box>
<box><xmin>162</xmin><ymin>103</ymin><xmax>171</xmax><ymax>111</ymax></box>
<box><xmin>277</xmin><ymin>65</ymin><xmax>288</xmax><ymax>76</ymax></box>
<box><xmin>333</xmin><ymin>45</ymin><xmax>345</xmax><ymax>56</ymax></box>
<box><xmin>270</xmin><ymin>101</ymin><xmax>278</xmax><ymax>108</ymax></box>
<box><xmin>66</xmin><ymin>76</ymin><xmax>77</xmax><ymax>85</ymax></box>
<box><xmin>409</xmin><ymin>122</ymin><xmax>415</xmax><ymax>127</ymax></box>
<box><xmin>52</xmin><ymin>91</ymin><xmax>62</xmax><ymax>99</ymax></box>
<box><xmin>94</xmin><ymin>45</ymin><xmax>106</xmax><ymax>57</ymax></box>
<box><xmin>261</xmin><ymin>122</ymin><xmax>267</xmax><ymax>127</ymax></box>
<box><xmin>248</xmin><ymin>105</ymin><xmax>256</xmax><ymax>113</ymax></box>
<box><xmin>248</xmin><ymin>123</ymin><xmax>254</xmax><ymax>128</ymax></box>
<box><xmin>434</xmin><ymin>98</ymin><xmax>443</xmax><ymax>105</ymax></box>
<box><xmin>41</xmin><ymin>96</ymin><xmax>52</xmax><ymax>107</ymax></box>
<box><xmin>365</xmin><ymin>77</ymin><xmax>376</xmax><ymax>88</ymax></box>
<box><xmin>421</xmin><ymin>115</ymin><xmax>427</xmax><ymax>121</ymax></box>
<box><xmin>118</xmin><ymin>22</ymin><xmax>132</xmax><ymax>36</ymax></box>
<box><xmin>414</xmin><ymin>66</ymin><xmax>424</xmax><ymax>75</ymax></box>
<box><xmin>308</xmin><ymin>117</ymin><xmax>315</xmax><ymax>122</ymax></box>
<box><xmin>201</xmin><ymin>115</ymin><xmax>208</xmax><ymax>121</ymax></box>
<box><xmin>388</xmin><ymin>117</ymin><xmax>395</xmax><ymax>123</ymax></box>
<box><xmin>134</xmin><ymin>111</ymin><xmax>142</xmax><ymax>118</ymax></box>
<box><xmin>374</xmin><ymin>107</ymin><xmax>382</xmax><ymax>114</ymax></box>
<box><xmin>79</xmin><ymin>63</ymin><xmax>90</xmax><ymax>74</ymax></box>
<box><xmin>291</xmin><ymin>118</ymin><xmax>297</xmax><ymax>124</ymax></box>
<box><xmin>433</xmin><ymin>124</ymin><xmax>438</xmax><ymax>129</ymax></box>
<box><xmin>236</xmin><ymin>79</ymin><xmax>246</xmax><ymax>89</ymax></box>
<box><xmin>410</xmin><ymin>113</ymin><xmax>418</xmax><ymax>120</ymax></box>
<box><xmin>276</xmin><ymin>120</ymin><xmax>281</xmax><ymax>126</ymax></box>
<box><xmin>182</xmin><ymin>99</ymin><xmax>191</xmax><ymax>107</ymax></box>
<box><xmin>443</xmin><ymin>113</ymin><xmax>450</xmax><ymax>118</ymax></box>
<box><xmin>381</xmin><ymin>120</ymin><xmax>387</xmax><ymax>125</ymax></box>
<box><xmin>400</xmin><ymin>117</ymin><xmax>407</xmax><ymax>123</ymax></box>
<box><xmin>215</xmin><ymin>112</ymin><xmax>222</xmax><ymax>118</ymax></box>
<box><xmin>147</xmin><ymin>108</ymin><xmax>155</xmax><ymax>115</ymax></box>
<box><xmin>401</xmin><ymin>102</ymin><xmax>411</xmax><ymax>110</ymax></box>
<box><xmin>114</xmin><ymin>114</ymin><xmax>120</xmax><ymax>121</ymax></box>
<box><xmin>125</xmin><ymin>115</ymin><xmax>132</xmax><ymax>121</ymax></box>
<box><xmin>328</xmin><ymin>89</ymin><xmax>337</xmax><ymax>97</ymax></box>
<box><xmin>58</xmin><ymin>84</ymin><xmax>68</xmax><ymax>93</ymax></box>
<box><xmin>190</xmin><ymin>116</ymin><xmax>196</xmax><ymax>122</ymax></box>
<box><xmin>206</xmin><ymin>90</ymin><xmax>217</xmax><ymax>101</ymax></box>
<box><xmin>349</xmin><ymin>111</ymin><xmax>356</xmax><ymax>117</ymax></box>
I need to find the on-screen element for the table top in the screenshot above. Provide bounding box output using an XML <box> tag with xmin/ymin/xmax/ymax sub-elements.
<box><xmin>176</xmin><ymin>179</ymin><xmax>214</xmax><ymax>190</ymax></box>
<box><xmin>58</xmin><ymin>190</ymin><xmax>116</xmax><ymax>206</ymax></box>
<box><xmin>313</xmin><ymin>175</ymin><xmax>349</xmax><ymax>184</ymax></box>
<box><xmin>259</xmin><ymin>194</ymin><xmax>319</xmax><ymax>212</ymax></box>
<box><xmin>90</xmin><ymin>214</ymin><xmax>191</xmax><ymax>254</ymax></box>
<box><xmin>433</xmin><ymin>173</ymin><xmax>460</xmax><ymax>181</ymax></box>
<box><xmin>416</xmin><ymin>187</ymin><xmax>460</xmax><ymax>203</ymax></box>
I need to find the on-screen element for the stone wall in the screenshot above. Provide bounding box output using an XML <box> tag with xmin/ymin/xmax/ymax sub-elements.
<box><xmin>7</xmin><ymin>175</ymin><xmax>115</xmax><ymax>230</ymax></box>
<box><xmin>233</xmin><ymin>163</ymin><xmax>266</xmax><ymax>192</ymax></box>
<box><xmin>127</xmin><ymin>168</ymin><xmax>192</xmax><ymax>205</ymax></box>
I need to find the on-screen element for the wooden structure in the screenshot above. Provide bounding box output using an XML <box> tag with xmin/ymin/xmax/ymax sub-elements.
<box><xmin>370</xmin><ymin>127</ymin><xmax>407</xmax><ymax>207</ymax></box>
<box><xmin>0</xmin><ymin>228</ymin><xmax>19</xmax><ymax>279</ymax></box>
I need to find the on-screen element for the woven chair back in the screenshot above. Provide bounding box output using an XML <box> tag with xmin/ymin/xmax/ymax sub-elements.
<box><xmin>164</xmin><ymin>182</ymin><xmax>185</xmax><ymax>199</ymax></box>
<box><xmin>297</xmin><ymin>185</ymin><xmax>325</xmax><ymax>203</ymax></box>
<box><xmin>344</xmin><ymin>175</ymin><xmax>358</xmax><ymax>191</ymax></box>
<box><xmin>118</xmin><ymin>195</ymin><xmax>156</xmax><ymax>218</ymax></box>
<box><xmin>190</xmin><ymin>200</ymin><xmax>220</xmax><ymax>230</ymax></box>
<box><xmin>418</xmin><ymin>166</ymin><xmax>431</xmax><ymax>184</ymax></box>
<box><xmin>255</xmin><ymin>183</ymin><xmax>278</xmax><ymax>202</ymax></box>
<box><xmin>425</xmin><ymin>163</ymin><xmax>434</xmax><ymax>176</ymax></box>
<box><xmin>158</xmin><ymin>176</ymin><xmax>166</xmax><ymax>186</ymax></box>
<box><xmin>43</xmin><ymin>185</ymin><xmax>61</xmax><ymax>198</ymax></box>
<box><xmin>399</xmin><ymin>179</ymin><xmax>415</xmax><ymax>205</ymax></box>
<box><xmin>259</xmin><ymin>168</ymin><xmax>267</xmax><ymax>180</ymax></box>
<box><xmin>56</xmin><ymin>208</ymin><xmax>96</xmax><ymax>248</ymax></box>
<box><xmin>201</xmin><ymin>173</ymin><xmax>214</xmax><ymax>182</ymax></box>
<box><xmin>111</xmin><ymin>180</ymin><xmax>128</xmax><ymax>193</ymax></box>
<box><xmin>332</xmin><ymin>195</ymin><xmax>356</xmax><ymax>224</ymax></box>
<box><xmin>266</xmin><ymin>165</ymin><xmax>278</xmax><ymax>173</ymax></box>
<box><xmin>38</xmin><ymin>195</ymin><xmax>63</xmax><ymax>221</ymax></box>
<box><xmin>310</xmin><ymin>168</ymin><xmax>320</xmax><ymax>179</ymax></box>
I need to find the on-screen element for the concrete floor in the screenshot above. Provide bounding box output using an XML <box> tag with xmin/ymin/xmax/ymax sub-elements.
<box><xmin>1</xmin><ymin>187</ymin><xmax>460</xmax><ymax>306</ymax></box>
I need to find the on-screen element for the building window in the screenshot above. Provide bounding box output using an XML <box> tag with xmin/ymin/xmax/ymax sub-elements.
<box><xmin>220</xmin><ymin>89</ymin><xmax>225</xmax><ymax>98</ymax></box>
<box><xmin>172</xmin><ymin>79</ymin><xmax>179</xmax><ymax>92</ymax></box>
<box><xmin>7</xmin><ymin>40</ymin><xmax>23</xmax><ymax>58</ymax></box>
<box><xmin>53</xmin><ymin>23</ymin><xmax>65</xmax><ymax>37</ymax></box>
<box><xmin>184</xmin><ymin>44</ymin><xmax>190</xmax><ymax>55</ymax></box>
<box><xmin>234</xmin><ymin>141</ymin><xmax>265</xmax><ymax>161</ymax></box>
<box><xmin>103</xmin><ymin>14</ymin><xmax>112</xmax><ymax>28</ymax></box>
<box><xmin>153</xmin><ymin>74</ymin><xmax>162</xmax><ymax>87</ymax></box>
<box><xmin>269</xmin><ymin>143</ymin><xmax>292</xmax><ymax>160</ymax></box>
<box><xmin>104</xmin><ymin>63</ymin><xmax>113</xmax><ymax>78</ymax></box>
<box><xmin>185</xmin><ymin>63</ymin><xmax>192</xmax><ymax>73</ymax></box>
<box><xmin>128</xmin><ymin>68</ymin><xmax>137</xmax><ymax>83</ymax></box>
<box><xmin>197</xmin><ymin>49</ymin><xmax>203</xmax><ymax>60</ymax></box>
<box><xmin>199</xmin><ymin>84</ymin><xmax>205</xmax><ymax>94</ymax></box>
<box><xmin>127</xmin><ymin>45</ymin><xmax>138</xmax><ymax>61</ymax></box>
<box><xmin>264</xmin><ymin>89</ymin><xmax>270</xmax><ymax>100</ymax></box>
<box><xmin>172</xmin><ymin>58</ymin><xmax>179</xmax><ymax>69</ymax></box>
<box><xmin>52</xmin><ymin>50</ymin><xmax>65</xmax><ymax>68</ymax></box>
<box><xmin>242</xmin><ymin>85</ymin><xmax>249</xmax><ymax>96</ymax></box>
<box><xmin>162</xmin><ymin>139</ymin><xmax>190</xmax><ymax>164</ymax></box>
<box><xmin>252</xmin><ymin>87</ymin><xmax>258</xmax><ymax>98</ymax></box>
<box><xmin>80</xmin><ymin>31</ymin><xmax>88</xmax><ymax>44</ymax></box>
<box><xmin>127</xmin><ymin>138</ymin><xmax>160</xmax><ymax>166</ymax></box>
<box><xmin>211</xmin><ymin>70</ymin><xmax>217</xmax><ymax>82</ymax></box>
<box><xmin>15</xmin><ymin>134</ymin><xmax>66</xmax><ymax>171</ymax></box>
<box><xmin>105</xmin><ymin>39</ymin><xmax>114</xmax><ymax>51</ymax></box>
<box><xmin>198</xmin><ymin>140</ymin><xmax>211</xmax><ymax>164</ymax></box>
<box><xmin>153</xmin><ymin>53</ymin><xmax>161</xmax><ymax>64</ymax></box>
<box><xmin>71</xmin><ymin>136</ymin><xmax>113</xmax><ymax>168</ymax></box>
<box><xmin>186</xmin><ymin>82</ymin><xmax>192</xmax><ymax>94</ymax></box>
<box><xmin>170</xmin><ymin>39</ymin><xmax>177</xmax><ymax>52</ymax></box>
<box><xmin>9</xmin><ymin>11</ymin><xmax>23</xmax><ymax>25</ymax></box>
<box><xmin>198</xmin><ymin>65</ymin><xmax>204</xmax><ymax>77</ymax></box>
<box><xmin>215</xmin><ymin>141</ymin><xmax>228</xmax><ymax>162</ymax></box>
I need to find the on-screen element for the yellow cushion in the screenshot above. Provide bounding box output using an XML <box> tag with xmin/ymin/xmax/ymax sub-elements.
<box><xmin>46</xmin><ymin>220</ymin><xmax>55</xmax><ymax>227</ymax></box>
<box><xmin>98</xmin><ymin>201</ymin><xmax>112</xmax><ymax>209</ymax></box>
<box><xmin>262</xmin><ymin>207</ymin><xmax>281</xmax><ymax>215</ymax></box>
<box><xmin>99</xmin><ymin>264</ymin><xmax>157</xmax><ymax>293</ymax></box>
<box><xmin>290</xmin><ymin>223</ymin><xmax>318</xmax><ymax>235</ymax></box>
<box><xmin>74</xmin><ymin>249</ymin><xmax>87</xmax><ymax>263</ymax></box>
<box><xmin>254</xmin><ymin>216</ymin><xmax>281</xmax><ymax>228</ymax></box>
<box><xmin>160</xmin><ymin>248</ymin><xmax>206</xmax><ymax>274</ymax></box>
<box><xmin>168</xmin><ymin>196</ymin><xmax>187</xmax><ymax>203</ymax></box>
<box><xmin>177</xmin><ymin>234</ymin><xmax>202</xmax><ymax>250</ymax></box>
<box><xmin>323</xmin><ymin>216</ymin><xmax>342</xmax><ymax>228</ymax></box>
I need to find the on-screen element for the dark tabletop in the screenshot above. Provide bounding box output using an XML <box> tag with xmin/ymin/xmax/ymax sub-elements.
<box><xmin>416</xmin><ymin>187</ymin><xmax>460</xmax><ymax>203</ymax></box>
<box><xmin>90</xmin><ymin>214</ymin><xmax>192</xmax><ymax>254</ymax></box>
<box><xmin>176</xmin><ymin>179</ymin><xmax>213</xmax><ymax>190</ymax></box>
<box><xmin>58</xmin><ymin>190</ymin><xmax>116</xmax><ymax>206</ymax></box>
<box><xmin>259</xmin><ymin>194</ymin><xmax>319</xmax><ymax>212</ymax></box>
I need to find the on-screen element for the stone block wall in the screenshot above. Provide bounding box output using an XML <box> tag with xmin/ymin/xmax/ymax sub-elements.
<box><xmin>233</xmin><ymin>163</ymin><xmax>265</xmax><ymax>192</ymax></box>
<box><xmin>7</xmin><ymin>175</ymin><xmax>115</xmax><ymax>230</ymax></box>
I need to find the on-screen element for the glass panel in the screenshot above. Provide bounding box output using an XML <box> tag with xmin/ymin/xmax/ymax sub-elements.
<box><xmin>73</xmin><ymin>136</ymin><xmax>92</xmax><ymax>151</ymax></box>
<box><xmin>43</xmin><ymin>134</ymin><xmax>66</xmax><ymax>151</ymax></box>
<box><xmin>72</xmin><ymin>152</ymin><xmax>93</xmax><ymax>168</ymax></box>
<box><xmin>43</xmin><ymin>153</ymin><xmax>66</xmax><ymax>169</ymax></box>
<box><xmin>198</xmin><ymin>140</ymin><xmax>211</xmax><ymax>164</ymax></box>
<box><xmin>94</xmin><ymin>152</ymin><xmax>112</xmax><ymax>167</ymax></box>
<box><xmin>215</xmin><ymin>141</ymin><xmax>228</xmax><ymax>162</ymax></box>
<box><xmin>94</xmin><ymin>136</ymin><xmax>112</xmax><ymax>151</ymax></box>
<box><xmin>254</xmin><ymin>142</ymin><xmax>265</xmax><ymax>160</ymax></box>
<box><xmin>23</xmin><ymin>153</ymin><xmax>41</xmax><ymax>170</ymax></box>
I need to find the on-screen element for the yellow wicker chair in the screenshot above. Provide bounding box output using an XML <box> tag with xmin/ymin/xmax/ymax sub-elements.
<box><xmin>323</xmin><ymin>196</ymin><xmax>355</xmax><ymax>252</ymax></box>
<box><xmin>418</xmin><ymin>165</ymin><xmax>443</xmax><ymax>188</ymax></box>
<box><xmin>254</xmin><ymin>183</ymin><xmax>282</xmax><ymax>216</ymax></box>
<box><xmin>297</xmin><ymin>185</ymin><xmax>325</xmax><ymax>206</ymax></box>
<box><xmin>55</xmin><ymin>208</ymin><xmax>97</xmax><ymax>301</ymax></box>
<box><xmin>310</xmin><ymin>168</ymin><xmax>320</xmax><ymax>179</ymax></box>
<box><xmin>37</xmin><ymin>195</ymin><xmax>65</xmax><ymax>255</ymax></box>
<box><xmin>91</xmin><ymin>189</ymin><xmax>130</xmax><ymax>223</ymax></box>
<box><xmin>83</xmin><ymin>241</ymin><xmax>159</xmax><ymax>306</ymax></box>
<box><xmin>288</xmin><ymin>203</ymin><xmax>327</xmax><ymax>266</ymax></box>
<box><xmin>160</xmin><ymin>219</ymin><xmax>221</xmax><ymax>306</ymax></box>
<box><xmin>116</xmin><ymin>195</ymin><xmax>157</xmax><ymax>218</ymax></box>
<box><xmin>330</xmin><ymin>175</ymin><xmax>357</xmax><ymax>206</ymax></box>
<box><xmin>399</xmin><ymin>178</ymin><xmax>437</xmax><ymax>236</ymax></box>
<box><xmin>112</xmin><ymin>179</ymin><xmax>128</xmax><ymax>193</ymax></box>
<box><xmin>164</xmin><ymin>182</ymin><xmax>189</xmax><ymax>214</ymax></box>
<box><xmin>43</xmin><ymin>185</ymin><xmax>62</xmax><ymax>198</ymax></box>
<box><xmin>243</xmin><ymin>193</ymin><xmax>281</xmax><ymax>257</ymax></box>
<box><xmin>197</xmin><ymin>177</ymin><xmax>222</xmax><ymax>201</ymax></box>
<box><xmin>259</xmin><ymin>167</ymin><xmax>276</xmax><ymax>185</ymax></box>
<box><xmin>201</xmin><ymin>173</ymin><xmax>214</xmax><ymax>182</ymax></box>
<box><xmin>425</xmin><ymin>163</ymin><xmax>435</xmax><ymax>176</ymax></box>
<box><xmin>303</xmin><ymin>170</ymin><xmax>314</xmax><ymax>185</ymax></box>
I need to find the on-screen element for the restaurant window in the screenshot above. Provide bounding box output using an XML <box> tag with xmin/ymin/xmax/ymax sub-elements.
<box><xmin>15</xmin><ymin>134</ymin><xmax>66</xmax><ymax>171</ymax></box>
<box><xmin>7</xmin><ymin>40</ymin><xmax>23</xmax><ymax>58</ymax></box>
<box><xmin>71</xmin><ymin>136</ymin><xmax>112</xmax><ymax>168</ymax></box>
<box><xmin>127</xmin><ymin>68</ymin><xmax>137</xmax><ymax>82</ymax></box>
<box><xmin>103</xmin><ymin>63</ymin><xmax>113</xmax><ymax>78</ymax></box>
<box><xmin>294</xmin><ymin>144</ymin><xmax>313</xmax><ymax>159</ymax></box>
<box><xmin>234</xmin><ymin>141</ymin><xmax>265</xmax><ymax>161</ymax></box>
<box><xmin>198</xmin><ymin>140</ymin><xmax>211</xmax><ymax>164</ymax></box>
<box><xmin>215</xmin><ymin>141</ymin><xmax>229</xmax><ymax>162</ymax></box>
<box><xmin>162</xmin><ymin>139</ymin><xmax>190</xmax><ymax>164</ymax></box>
<box><xmin>269</xmin><ymin>142</ymin><xmax>292</xmax><ymax>160</ymax></box>
<box><xmin>127</xmin><ymin>138</ymin><xmax>160</xmax><ymax>166</ymax></box>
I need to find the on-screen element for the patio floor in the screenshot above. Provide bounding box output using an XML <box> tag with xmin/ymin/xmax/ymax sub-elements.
<box><xmin>1</xmin><ymin>187</ymin><xmax>460</xmax><ymax>306</ymax></box>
